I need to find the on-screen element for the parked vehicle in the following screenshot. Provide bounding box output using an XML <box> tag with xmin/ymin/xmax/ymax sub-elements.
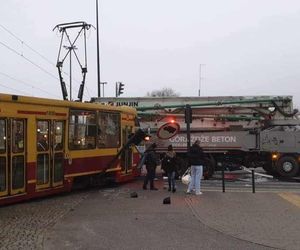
<box><xmin>95</xmin><ymin>95</ymin><xmax>300</xmax><ymax>178</ymax></box>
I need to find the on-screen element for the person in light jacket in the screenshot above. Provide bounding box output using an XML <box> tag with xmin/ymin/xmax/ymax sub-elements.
<box><xmin>186</xmin><ymin>140</ymin><xmax>205</xmax><ymax>195</ymax></box>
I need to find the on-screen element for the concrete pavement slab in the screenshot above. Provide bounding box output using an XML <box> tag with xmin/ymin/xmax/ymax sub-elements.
<box><xmin>43</xmin><ymin>180</ymin><xmax>279</xmax><ymax>250</ymax></box>
<box><xmin>186</xmin><ymin>191</ymin><xmax>300</xmax><ymax>250</ymax></box>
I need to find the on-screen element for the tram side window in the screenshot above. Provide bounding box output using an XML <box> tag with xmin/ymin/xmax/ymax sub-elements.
<box><xmin>54</xmin><ymin>121</ymin><xmax>64</xmax><ymax>151</ymax></box>
<box><xmin>37</xmin><ymin>121</ymin><xmax>49</xmax><ymax>152</ymax></box>
<box><xmin>69</xmin><ymin>110</ymin><xmax>96</xmax><ymax>150</ymax></box>
<box><xmin>12</xmin><ymin>120</ymin><xmax>24</xmax><ymax>153</ymax></box>
<box><xmin>97</xmin><ymin>113</ymin><xmax>120</xmax><ymax>148</ymax></box>
<box><xmin>0</xmin><ymin>120</ymin><xmax>6</xmax><ymax>153</ymax></box>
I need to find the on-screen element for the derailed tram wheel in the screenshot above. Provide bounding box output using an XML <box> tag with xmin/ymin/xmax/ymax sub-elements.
<box><xmin>276</xmin><ymin>156</ymin><xmax>299</xmax><ymax>178</ymax></box>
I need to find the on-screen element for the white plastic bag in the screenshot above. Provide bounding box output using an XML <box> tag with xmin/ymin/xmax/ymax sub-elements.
<box><xmin>181</xmin><ymin>168</ymin><xmax>191</xmax><ymax>185</ymax></box>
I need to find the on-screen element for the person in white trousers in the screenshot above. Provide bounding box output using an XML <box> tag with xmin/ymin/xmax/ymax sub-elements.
<box><xmin>186</xmin><ymin>140</ymin><xmax>205</xmax><ymax>195</ymax></box>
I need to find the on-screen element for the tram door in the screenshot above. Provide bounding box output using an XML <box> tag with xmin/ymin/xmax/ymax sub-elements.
<box><xmin>0</xmin><ymin>119</ymin><xmax>26</xmax><ymax>197</ymax></box>
<box><xmin>121</xmin><ymin>126</ymin><xmax>133</xmax><ymax>174</ymax></box>
<box><xmin>36</xmin><ymin>120</ymin><xmax>64</xmax><ymax>189</ymax></box>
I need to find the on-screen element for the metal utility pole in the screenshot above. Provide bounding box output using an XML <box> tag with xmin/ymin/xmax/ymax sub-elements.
<box><xmin>185</xmin><ymin>104</ymin><xmax>192</xmax><ymax>151</ymax></box>
<box><xmin>96</xmin><ymin>0</ymin><xmax>101</xmax><ymax>98</ymax></box>
<box><xmin>198</xmin><ymin>64</ymin><xmax>205</xmax><ymax>97</ymax></box>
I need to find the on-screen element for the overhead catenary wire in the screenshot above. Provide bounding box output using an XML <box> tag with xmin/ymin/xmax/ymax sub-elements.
<box><xmin>0</xmin><ymin>81</ymin><xmax>31</xmax><ymax>96</ymax></box>
<box><xmin>0</xmin><ymin>24</ymin><xmax>56</xmax><ymax>67</ymax></box>
<box><xmin>0</xmin><ymin>71</ymin><xmax>61</xmax><ymax>98</ymax></box>
<box><xmin>1</xmin><ymin>24</ymin><xmax>75</xmax><ymax>83</ymax></box>
<box><xmin>0</xmin><ymin>40</ymin><xmax>59</xmax><ymax>81</ymax></box>
<box><xmin>0</xmin><ymin>40</ymin><xmax>91</xmax><ymax>100</ymax></box>
<box><xmin>0</xmin><ymin>25</ymin><xmax>92</xmax><ymax>100</ymax></box>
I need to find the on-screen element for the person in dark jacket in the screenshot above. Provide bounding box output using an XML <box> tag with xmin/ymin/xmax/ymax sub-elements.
<box><xmin>186</xmin><ymin>140</ymin><xmax>205</xmax><ymax>195</ymax></box>
<box><xmin>162</xmin><ymin>145</ymin><xmax>177</xmax><ymax>192</ymax></box>
<box><xmin>143</xmin><ymin>143</ymin><xmax>158</xmax><ymax>190</ymax></box>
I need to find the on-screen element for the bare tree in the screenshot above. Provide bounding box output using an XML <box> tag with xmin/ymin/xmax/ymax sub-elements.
<box><xmin>146</xmin><ymin>88</ymin><xmax>179</xmax><ymax>97</ymax></box>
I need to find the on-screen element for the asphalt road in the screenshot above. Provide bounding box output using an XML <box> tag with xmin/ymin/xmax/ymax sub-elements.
<box><xmin>0</xmin><ymin>175</ymin><xmax>299</xmax><ymax>250</ymax></box>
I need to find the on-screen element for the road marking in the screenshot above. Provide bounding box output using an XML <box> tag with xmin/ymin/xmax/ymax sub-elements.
<box><xmin>278</xmin><ymin>193</ymin><xmax>300</xmax><ymax>209</ymax></box>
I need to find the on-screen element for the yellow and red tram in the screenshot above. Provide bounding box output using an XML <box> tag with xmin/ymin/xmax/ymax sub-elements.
<box><xmin>0</xmin><ymin>93</ymin><xmax>140</xmax><ymax>205</ymax></box>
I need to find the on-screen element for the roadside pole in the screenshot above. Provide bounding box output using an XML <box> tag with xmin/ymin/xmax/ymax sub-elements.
<box><xmin>222</xmin><ymin>165</ymin><xmax>225</xmax><ymax>192</ymax></box>
<box><xmin>185</xmin><ymin>104</ymin><xmax>192</xmax><ymax>151</ymax></box>
<box><xmin>251</xmin><ymin>169</ymin><xmax>256</xmax><ymax>193</ymax></box>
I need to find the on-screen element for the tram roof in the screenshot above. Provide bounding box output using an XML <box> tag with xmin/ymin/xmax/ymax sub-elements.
<box><xmin>0</xmin><ymin>93</ymin><xmax>137</xmax><ymax>114</ymax></box>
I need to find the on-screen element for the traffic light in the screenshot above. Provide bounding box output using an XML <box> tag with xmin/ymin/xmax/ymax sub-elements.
<box><xmin>185</xmin><ymin>104</ymin><xmax>193</xmax><ymax>123</ymax></box>
<box><xmin>118</xmin><ymin>82</ymin><xmax>125</xmax><ymax>96</ymax></box>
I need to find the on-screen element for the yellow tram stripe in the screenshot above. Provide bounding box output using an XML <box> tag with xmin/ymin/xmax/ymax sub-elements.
<box><xmin>278</xmin><ymin>193</ymin><xmax>300</xmax><ymax>209</ymax></box>
<box><xmin>27</xmin><ymin>179</ymin><xmax>36</xmax><ymax>184</ymax></box>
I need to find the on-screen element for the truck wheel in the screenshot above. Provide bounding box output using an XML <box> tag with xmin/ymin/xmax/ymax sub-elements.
<box><xmin>276</xmin><ymin>156</ymin><xmax>299</xmax><ymax>178</ymax></box>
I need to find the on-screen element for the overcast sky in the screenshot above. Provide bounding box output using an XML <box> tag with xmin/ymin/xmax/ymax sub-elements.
<box><xmin>1</xmin><ymin>0</ymin><xmax>300</xmax><ymax>107</ymax></box>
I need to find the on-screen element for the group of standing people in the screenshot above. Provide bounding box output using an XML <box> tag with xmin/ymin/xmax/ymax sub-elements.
<box><xmin>142</xmin><ymin>140</ymin><xmax>206</xmax><ymax>195</ymax></box>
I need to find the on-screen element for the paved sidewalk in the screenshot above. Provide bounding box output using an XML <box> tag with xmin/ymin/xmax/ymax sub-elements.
<box><xmin>185</xmin><ymin>191</ymin><xmax>300</xmax><ymax>250</ymax></box>
<box><xmin>43</xmin><ymin>179</ymin><xmax>300</xmax><ymax>250</ymax></box>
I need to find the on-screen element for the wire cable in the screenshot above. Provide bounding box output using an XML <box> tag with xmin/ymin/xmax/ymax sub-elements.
<box><xmin>85</xmin><ymin>86</ymin><xmax>92</xmax><ymax>99</ymax></box>
<box><xmin>0</xmin><ymin>24</ymin><xmax>87</xmax><ymax>89</ymax></box>
<box><xmin>0</xmin><ymin>71</ymin><xmax>61</xmax><ymax>98</ymax></box>
<box><xmin>0</xmin><ymin>40</ymin><xmax>59</xmax><ymax>81</ymax></box>
<box><xmin>0</xmin><ymin>25</ymin><xmax>93</xmax><ymax>100</ymax></box>
<box><xmin>0</xmin><ymin>24</ymin><xmax>56</xmax><ymax>67</ymax></box>
<box><xmin>0</xmin><ymin>81</ymin><xmax>31</xmax><ymax>96</ymax></box>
